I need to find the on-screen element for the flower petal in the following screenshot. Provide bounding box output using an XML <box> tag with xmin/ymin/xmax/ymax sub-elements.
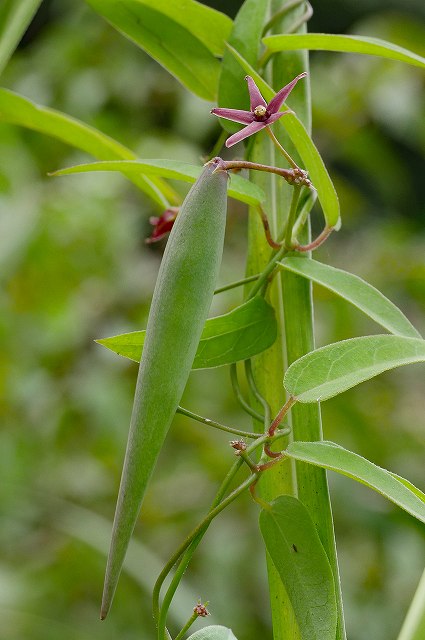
<box><xmin>225</xmin><ymin>121</ymin><xmax>267</xmax><ymax>147</ymax></box>
<box><xmin>266</xmin><ymin>110</ymin><xmax>291</xmax><ymax>125</ymax></box>
<box><xmin>245</xmin><ymin>76</ymin><xmax>267</xmax><ymax>110</ymax></box>
<box><xmin>146</xmin><ymin>207</ymin><xmax>179</xmax><ymax>243</ymax></box>
<box><xmin>210</xmin><ymin>107</ymin><xmax>254</xmax><ymax>125</ymax></box>
<box><xmin>267</xmin><ymin>72</ymin><xmax>307</xmax><ymax>114</ymax></box>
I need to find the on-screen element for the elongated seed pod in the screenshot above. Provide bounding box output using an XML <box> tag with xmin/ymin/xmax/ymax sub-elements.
<box><xmin>101</xmin><ymin>157</ymin><xmax>228</xmax><ymax>619</ymax></box>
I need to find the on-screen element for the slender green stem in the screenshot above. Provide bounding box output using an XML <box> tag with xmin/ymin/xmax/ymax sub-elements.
<box><xmin>174</xmin><ymin>610</ymin><xmax>198</xmax><ymax>640</ymax></box>
<box><xmin>153</xmin><ymin>432</ymin><xmax>281</xmax><ymax>638</ymax></box>
<box><xmin>206</xmin><ymin>129</ymin><xmax>227</xmax><ymax>161</ymax></box>
<box><xmin>230</xmin><ymin>363</ymin><xmax>265</xmax><ymax>423</ymax></box>
<box><xmin>284</xmin><ymin>185</ymin><xmax>302</xmax><ymax>248</ymax></box>
<box><xmin>176</xmin><ymin>405</ymin><xmax>260</xmax><ymax>439</ymax></box>
<box><xmin>247</xmin><ymin>243</ymin><xmax>288</xmax><ymax>299</ymax></box>
<box><xmin>290</xmin><ymin>187</ymin><xmax>317</xmax><ymax>240</ymax></box>
<box><xmin>287</xmin><ymin>2</ymin><xmax>313</xmax><ymax>34</ymax></box>
<box><xmin>266</xmin><ymin>127</ymin><xmax>298</xmax><ymax>170</ymax></box>
<box><xmin>262</xmin><ymin>0</ymin><xmax>305</xmax><ymax>34</ymax></box>
<box><xmin>156</xmin><ymin>474</ymin><xmax>256</xmax><ymax>640</ymax></box>
<box><xmin>214</xmin><ymin>273</ymin><xmax>260</xmax><ymax>295</ymax></box>
<box><xmin>244</xmin><ymin>359</ymin><xmax>271</xmax><ymax>431</ymax></box>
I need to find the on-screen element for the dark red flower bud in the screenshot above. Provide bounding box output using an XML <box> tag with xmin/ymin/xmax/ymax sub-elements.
<box><xmin>145</xmin><ymin>207</ymin><xmax>179</xmax><ymax>243</ymax></box>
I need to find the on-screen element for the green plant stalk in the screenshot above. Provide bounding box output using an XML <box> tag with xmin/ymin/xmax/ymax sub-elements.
<box><xmin>154</xmin><ymin>429</ymin><xmax>286</xmax><ymax>638</ymax></box>
<box><xmin>174</xmin><ymin>610</ymin><xmax>198</xmax><ymax>640</ymax></box>
<box><xmin>244</xmin><ymin>2</ymin><xmax>345</xmax><ymax>637</ymax></box>
<box><xmin>273</xmin><ymin>1</ymin><xmax>346</xmax><ymax>635</ymax></box>
<box><xmin>246</xmin><ymin>129</ymin><xmax>299</xmax><ymax>640</ymax></box>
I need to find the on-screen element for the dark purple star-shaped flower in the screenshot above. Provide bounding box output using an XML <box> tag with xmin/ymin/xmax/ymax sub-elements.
<box><xmin>211</xmin><ymin>72</ymin><xmax>307</xmax><ymax>147</ymax></box>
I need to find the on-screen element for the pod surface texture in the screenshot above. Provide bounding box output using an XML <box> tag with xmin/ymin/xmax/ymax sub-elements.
<box><xmin>101</xmin><ymin>159</ymin><xmax>228</xmax><ymax>617</ymax></box>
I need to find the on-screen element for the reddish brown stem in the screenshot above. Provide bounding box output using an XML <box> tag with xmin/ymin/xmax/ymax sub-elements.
<box><xmin>268</xmin><ymin>396</ymin><xmax>296</xmax><ymax>437</ymax></box>
<box><xmin>264</xmin><ymin>443</ymin><xmax>283</xmax><ymax>459</ymax></box>
<box><xmin>295</xmin><ymin>226</ymin><xmax>333</xmax><ymax>252</ymax></box>
<box><xmin>257</xmin><ymin>205</ymin><xmax>282</xmax><ymax>249</ymax></box>
<box><xmin>221</xmin><ymin>160</ymin><xmax>312</xmax><ymax>188</ymax></box>
<box><xmin>257</xmin><ymin>454</ymin><xmax>286</xmax><ymax>472</ymax></box>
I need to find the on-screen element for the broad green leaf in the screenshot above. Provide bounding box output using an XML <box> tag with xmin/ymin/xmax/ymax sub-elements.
<box><xmin>284</xmin><ymin>335</ymin><xmax>425</xmax><ymax>402</ymax></box>
<box><xmin>218</xmin><ymin>0</ymin><xmax>269</xmax><ymax>134</ymax></box>
<box><xmin>0</xmin><ymin>0</ymin><xmax>42</xmax><ymax>76</ymax></box>
<box><xmin>52</xmin><ymin>159</ymin><xmax>266</xmax><ymax>206</ymax></box>
<box><xmin>285</xmin><ymin>441</ymin><xmax>425</xmax><ymax>524</ymax></box>
<box><xmin>84</xmin><ymin>0</ymin><xmax>229</xmax><ymax>100</ymax></box>
<box><xmin>262</xmin><ymin>33</ymin><xmax>425</xmax><ymax>70</ymax></box>
<box><xmin>97</xmin><ymin>296</ymin><xmax>277</xmax><ymax>368</ymax></box>
<box><xmin>226</xmin><ymin>45</ymin><xmax>340</xmax><ymax>228</ymax></box>
<box><xmin>187</xmin><ymin>626</ymin><xmax>238</xmax><ymax>640</ymax></box>
<box><xmin>0</xmin><ymin>88</ymin><xmax>176</xmax><ymax>208</ymax></box>
<box><xmin>259</xmin><ymin>495</ymin><xmax>337</xmax><ymax>640</ymax></box>
<box><xmin>280</xmin><ymin>257</ymin><xmax>421</xmax><ymax>339</ymax></box>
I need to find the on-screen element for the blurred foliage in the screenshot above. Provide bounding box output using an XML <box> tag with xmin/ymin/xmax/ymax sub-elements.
<box><xmin>0</xmin><ymin>1</ymin><xmax>424</xmax><ymax>640</ymax></box>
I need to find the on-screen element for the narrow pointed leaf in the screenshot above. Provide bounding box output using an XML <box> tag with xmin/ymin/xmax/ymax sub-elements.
<box><xmin>84</xmin><ymin>0</ymin><xmax>230</xmax><ymax>100</ymax></box>
<box><xmin>259</xmin><ymin>495</ymin><xmax>337</xmax><ymax>640</ymax></box>
<box><xmin>262</xmin><ymin>33</ymin><xmax>425</xmax><ymax>70</ymax></box>
<box><xmin>397</xmin><ymin>568</ymin><xmax>425</xmax><ymax>640</ymax></box>
<box><xmin>218</xmin><ymin>0</ymin><xmax>269</xmax><ymax>133</ymax></box>
<box><xmin>285</xmin><ymin>441</ymin><xmax>425</xmax><ymax>524</ymax></box>
<box><xmin>52</xmin><ymin>159</ymin><xmax>266</xmax><ymax>206</ymax></box>
<box><xmin>97</xmin><ymin>296</ymin><xmax>277</xmax><ymax>368</ymax></box>
<box><xmin>284</xmin><ymin>335</ymin><xmax>425</xmax><ymax>402</ymax></box>
<box><xmin>86</xmin><ymin>0</ymin><xmax>231</xmax><ymax>57</ymax></box>
<box><xmin>280</xmin><ymin>257</ymin><xmax>421</xmax><ymax>338</ymax></box>
<box><xmin>0</xmin><ymin>88</ymin><xmax>176</xmax><ymax>208</ymax></box>
<box><xmin>226</xmin><ymin>45</ymin><xmax>340</xmax><ymax>227</ymax></box>
<box><xmin>0</xmin><ymin>0</ymin><xmax>43</xmax><ymax>76</ymax></box>
<box><xmin>187</xmin><ymin>627</ymin><xmax>238</xmax><ymax>640</ymax></box>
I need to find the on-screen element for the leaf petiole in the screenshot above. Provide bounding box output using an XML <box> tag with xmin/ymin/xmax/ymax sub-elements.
<box><xmin>176</xmin><ymin>405</ymin><xmax>260</xmax><ymax>439</ymax></box>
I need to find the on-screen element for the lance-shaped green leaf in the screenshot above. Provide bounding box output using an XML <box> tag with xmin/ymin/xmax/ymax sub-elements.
<box><xmin>84</xmin><ymin>0</ymin><xmax>231</xmax><ymax>101</ymax></box>
<box><xmin>285</xmin><ymin>441</ymin><xmax>425</xmax><ymax>524</ymax></box>
<box><xmin>0</xmin><ymin>0</ymin><xmax>43</xmax><ymax>76</ymax></box>
<box><xmin>262</xmin><ymin>33</ymin><xmax>425</xmax><ymax>70</ymax></box>
<box><xmin>52</xmin><ymin>159</ymin><xmax>266</xmax><ymax>206</ymax></box>
<box><xmin>284</xmin><ymin>335</ymin><xmax>425</xmax><ymax>403</ymax></box>
<box><xmin>397</xmin><ymin>568</ymin><xmax>425</xmax><ymax>640</ymax></box>
<box><xmin>97</xmin><ymin>296</ymin><xmax>277</xmax><ymax>368</ymax></box>
<box><xmin>280</xmin><ymin>257</ymin><xmax>421</xmax><ymax>339</ymax></box>
<box><xmin>226</xmin><ymin>45</ymin><xmax>340</xmax><ymax>228</ymax></box>
<box><xmin>0</xmin><ymin>88</ymin><xmax>176</xmax><ymax>208</ymax></box>
<box><xmin>218</xmin><ymin>0</ymin><xmax>269</xmax><ymax>134</ymax></box>
<box><xmin>187</xmin><ymin>627</ymin><xmax>238</xmax><ymax>640</ymax></box>
<box><xmin>259</xmin><ymin>495</ymin><xmax>337</xmax><ymax>640</ymax></box>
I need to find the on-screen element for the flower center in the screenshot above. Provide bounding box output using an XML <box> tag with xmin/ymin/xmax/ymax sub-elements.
<box><xmin>253</xmin><ymin>105</ymin><xmax>267</xmax><ymax>121</ymax></box>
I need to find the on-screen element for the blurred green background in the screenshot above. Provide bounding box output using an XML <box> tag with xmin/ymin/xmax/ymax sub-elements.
<box><xmin>1</xmin><ymin>1</ymin><xmax>424</xmax><ymax>639</ymax></box>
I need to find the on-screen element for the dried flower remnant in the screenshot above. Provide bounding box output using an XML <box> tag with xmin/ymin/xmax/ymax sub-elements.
<box><xmin>146</xmin><ymin>207</ymin><xmax>179</xmax><ymax>243</ymax></box>
<box><xmin>211</xmin><ymin>73</ymin><xmax>307</xmax><ymax>147</ymax></box>
<box><xmin>193</xmin><ymin>601</ymin><xmax>210</xmax><ymax>617</ymax></box>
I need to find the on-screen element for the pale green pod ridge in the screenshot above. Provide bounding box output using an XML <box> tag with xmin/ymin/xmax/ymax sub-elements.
<box><xmin>101</xmin><ymin>158</ymin><xmax>228</xmax><ymax>619</ymax></box>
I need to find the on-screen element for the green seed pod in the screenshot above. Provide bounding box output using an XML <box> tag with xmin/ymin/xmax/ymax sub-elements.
<box><xmin>101</xmin><ymin>157</ymin><xmax>228</xmax><ymax>618</ymax></box>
